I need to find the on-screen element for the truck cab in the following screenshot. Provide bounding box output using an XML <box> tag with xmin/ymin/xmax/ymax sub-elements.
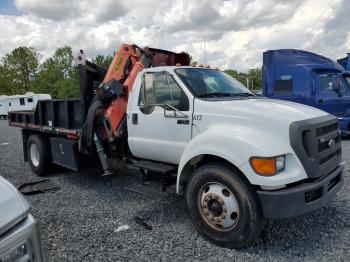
<box><xmin>125</xmin><ymin>66</ymin><xmax>343</xmax><ymax>246</ymax></box>
<box><xmin>263</xmin><ymin>49</ymin><xmax>350</xmax><ymax>136</ymax></box>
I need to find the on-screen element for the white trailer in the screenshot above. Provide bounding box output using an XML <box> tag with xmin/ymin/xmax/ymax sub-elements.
<box><xmin>0</xmin><ymin>97</ymin><xmax>6</xmax><ymax>119</ymax></box>
<box><xmin>0</xmin><ymin>93</ymin><xmax>51</xmax><ymax>119</ymax></box>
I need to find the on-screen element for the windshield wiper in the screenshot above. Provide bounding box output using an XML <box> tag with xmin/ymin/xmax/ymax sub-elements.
<box><xmin>197</xmin><ymin>92</ymin><xmax>256</xmax><ymax>98</ymax></box>
<box><xmin>197</xmin><ymin>92</ymin><xmax>233</xmax><ymax>98</ymax></box>
<box><xmin>231</xmin><ymin>92</ymin><xmax>255</xmax><ymax>97</ymax></box>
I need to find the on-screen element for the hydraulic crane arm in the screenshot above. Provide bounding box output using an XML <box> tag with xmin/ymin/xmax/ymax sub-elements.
<box><xmin>103</xmin><ymin>44</ymin><xmax>140</xmax><ymax>83</ymax></box>
<box><xmin>102</xmin><ymin>45</ymin><xmax>153</xmax><ymax>138</ymax></box>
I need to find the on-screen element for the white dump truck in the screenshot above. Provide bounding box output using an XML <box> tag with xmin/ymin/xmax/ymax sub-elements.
<box><xmin>0</xmin><ymin>176</ymin><xmax>43</xmax><ymax>261</ymax></box>
<box><xmin>8</xmin><ymin>44</ymin><xmax>343</xmax><ymax>248</ymax></box>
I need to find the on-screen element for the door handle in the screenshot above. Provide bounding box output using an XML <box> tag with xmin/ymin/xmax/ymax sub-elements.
<box><xmin>177</xmin><ymin>119</ymin><xmax>190</xmax><ymax>125</ymax></box>
<box><xmin>319</xmin><ymin>99</ymin><xmax>323</xmax><ymax>104</ymax></box>
<box><xmin>132</xmin><ymin>113</ymin><xmax>138</xmax><ymax>124</ymax></box>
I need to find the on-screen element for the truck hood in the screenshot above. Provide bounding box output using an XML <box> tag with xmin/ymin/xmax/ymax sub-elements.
<box><xmin>199</xmin><ymin>97</ymin><xmax>327</xmax><ymax>122</ymax></box>
<box><xmin>193</xmin><ymin>97</ymin><xmax>328</xmax><ymax>137</ymax></box>
<box><xmin>0</xmin><ymin>176</ymin><xmax>30</xmax><ymax>236</ymax></box>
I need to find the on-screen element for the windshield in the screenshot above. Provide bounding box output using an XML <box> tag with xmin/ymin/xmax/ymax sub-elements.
<box><xmin>343</xmin><ymin>74</ymin><xmax>350</xmax><ymax>89</ymax></box>
<box><xmin>319</xmin><ymin>73</ymin><xmax>350</xmax><ymax>93</ymax></box>
<box><xmin>175</xmin><ymin>68</ymin><xmax>254</xmax><ymax>98</ymax></box>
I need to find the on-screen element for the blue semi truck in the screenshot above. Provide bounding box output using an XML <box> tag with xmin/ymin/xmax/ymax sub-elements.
<box><xmin>262</xmin><ymin>49</ymin><xmax>350</xmax><ymax>136</ymax></box>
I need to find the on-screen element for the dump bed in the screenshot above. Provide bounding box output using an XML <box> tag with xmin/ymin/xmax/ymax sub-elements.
<box><xmin>8</xmin><ymin>99</ymin><xmax>83</xmax><ymax>138</ymax></box>
<box><xmin>8</xmin><ymin>54</ymin><xmax>105</xmax><ymax>139</ymax></box>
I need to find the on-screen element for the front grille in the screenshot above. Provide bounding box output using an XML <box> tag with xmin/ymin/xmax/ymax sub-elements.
<box><xmin>316</xmin><ymin>122</ymin><xmax>338</xmax><ymax>136</ymax></box>
<box><xmin>319</xmin><ymin>149</ymin><xmax>341</xmax><ymax>165</ymax></box>
<box><xmin>318</xmin><ymin>135</ymin><xmax>340</xmax><ymax>151</ymax></box>
<box><xmin>290</xmin><ymin>115</ymin><xmax>342</xmax><ymax>178</ymax></box>
<box><xmin>316</xmin><ymin>122</ymin><xmax>341</xmax><ymax>174</ymax></box>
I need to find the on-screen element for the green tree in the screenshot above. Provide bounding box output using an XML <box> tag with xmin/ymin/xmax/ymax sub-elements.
<box><xmin>56</xmin><ymin>69</ymin><xmax>80</xmax><ymax>98</ymax></box>
<box><xmin>35</xmin><ymin>46</ymin><xmax>79</xmax><ymax>98</ymax></box>
<box><xmin>0</xmin><ymin>64</ymin><xmax>14</xmax><ymax>95</ymax></box>
<box><xmin>247</xmin><ymin>68</ymin><xmax>262</xmax><ymax>90</ymax></box>
<box><xmin>1</xmin><ymin>46</ymin><xmax>40</xmax><ymax>94</ymax></box>
<box><xmin>92</xmin><ymin>54</ymin><xmax>113</xmax><ymax>69</ymax></box>
<box><xmin>52</xmin><ymin>46</ymin><xmax>74</xmax><ymax>79</ymax></box>
<box><xmin>180</xmin><ymin>51</ymin><xmax>195</xmax><ymax>65</ymax></box>
<box><xmin>225</xmin><ymin>68</ymin><xmax>262</xmax><ymax>91</ymax></box>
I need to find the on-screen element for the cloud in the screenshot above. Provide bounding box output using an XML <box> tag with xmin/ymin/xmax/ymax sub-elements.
<box><xmin>0</xmin><ymin>0</ymin><xmax>348</xmax><ymax>71</ymax></box>
<box><xmin>302</xmin><ymin>0</ymin><xmax>350</xmax><ymax>59</ymax></box>
<box><xmin>15</xmin><ymin>0</ymin><xmax>73</xmax><ymax>20</ymax></box>
<box><xmin>14</xmin><ymin>0</ymin><xmax>128</xmax><ymax>22</ymax></box>
<box><xmin>164</xmin><ymin>0</ymin><xmax>303</xmax><ymax>37</ymax></box>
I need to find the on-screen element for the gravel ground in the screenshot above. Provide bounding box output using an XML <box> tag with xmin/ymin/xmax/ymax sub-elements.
<box><xmin>0</xmin><ymin>119</ymin><xmax>349</xmax><ymax>261</ymax></box>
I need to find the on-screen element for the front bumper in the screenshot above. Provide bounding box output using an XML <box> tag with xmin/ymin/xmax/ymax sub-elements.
<box><xmin>257</xmin><ymin>165</ymin><xmax>343</xmax><ymax>220</ymax></box>
<box><xmin>0</xmin><ymin>214</ymin><xmax>43</xmax><ymax>262</ymax></box>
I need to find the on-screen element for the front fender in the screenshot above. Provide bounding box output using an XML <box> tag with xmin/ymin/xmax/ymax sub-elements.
<box><xmin>176</xmin><ymin>126</ymin><xmax>307</xmax><ymax>193</ymax></box>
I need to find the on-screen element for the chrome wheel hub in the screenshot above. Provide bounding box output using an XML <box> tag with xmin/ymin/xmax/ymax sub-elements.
<box><xmin>30</xmin><ymin>143</ymin><xmax>40</xmax><ymax>167</ymax></box>
<box><xmin>199</xmin><ymin>183</ymin><xmax>239</xmax><ymax>231</ymax></box>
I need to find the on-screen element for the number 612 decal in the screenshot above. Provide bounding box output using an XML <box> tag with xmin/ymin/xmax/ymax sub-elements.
<box><xmin>193</xmin><ymin>115</ymin><xmax>203</xmax><ymax>121</ymax></box>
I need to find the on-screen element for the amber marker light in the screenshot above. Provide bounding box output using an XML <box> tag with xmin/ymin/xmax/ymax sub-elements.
<box><xmin>249</xmin><ymin>156</ymin><xmax>285</xmax><ymax>176</ymax></box>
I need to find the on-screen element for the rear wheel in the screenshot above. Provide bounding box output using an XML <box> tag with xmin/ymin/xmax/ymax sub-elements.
<box><xmin>185</xmin><ymin>163</ymin><xmax>265</xmax><ymax>248</ymax></box>
<box><xmin>27</xmin><ymin>135</ymin><xmax>51</xmax><ymax>176</ymax></box>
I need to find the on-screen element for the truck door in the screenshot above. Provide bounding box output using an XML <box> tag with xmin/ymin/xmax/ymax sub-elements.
<box><xmin>127</xmin><ymin>71</ymin><xmax>192</xmax><ymax>164</ymax></box>
<box><xmin>339</xmin><ymin>74</ymin><xmax>350</xmax><ymax>117</ymax></box>
<box><xmin>316</xmin><ymin>74</ymin><xmax>343</xmax><ymax>115</ymax></box>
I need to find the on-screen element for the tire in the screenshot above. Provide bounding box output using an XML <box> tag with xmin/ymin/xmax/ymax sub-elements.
<box><xmin>27</xmin><ymin>134</ymin><xmax>51</xmax><ymax>176</ymax></box>
<box><xmin>185</xmin><ymin>162</ymin><xmax>265</xmax><ymax>248</ymax></box>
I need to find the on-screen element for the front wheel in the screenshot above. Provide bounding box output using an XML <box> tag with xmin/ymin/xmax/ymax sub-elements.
<box><xmin>185</xmin><ymin>163</ymin><xmax>265</xmax><ymax>248</ymax></box>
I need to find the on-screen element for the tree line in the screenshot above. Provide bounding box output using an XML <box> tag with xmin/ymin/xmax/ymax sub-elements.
<box><xmin>0</xmin><ymin>46</ymin><xmax>262</xmax><ymax>99</ymax></box>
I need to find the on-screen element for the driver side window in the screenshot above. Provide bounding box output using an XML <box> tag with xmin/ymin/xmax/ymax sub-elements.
<box><xmin>320</xmin><ymin>75</ymin><xmax>346</xmax><ymax>93</ymax></box>
<box><xmin>140</xmin><ymin>72</ymin><xmax>189</xmax><ymax>111</ymax></box>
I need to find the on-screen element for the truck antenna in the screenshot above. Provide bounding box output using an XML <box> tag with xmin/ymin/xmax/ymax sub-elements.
<box><xmin>204</xmin><ymin>35</ymin><xmax>206</xmax><ymax>65</ymax></box>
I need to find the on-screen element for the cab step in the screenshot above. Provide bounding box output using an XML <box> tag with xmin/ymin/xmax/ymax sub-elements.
<box><xmin>131</xmin><ymin>159</ymin><xmax>177</xmax><ymax>191</ymax></box>
<box><xmin>124</xmin><ymin>183</ymin><xmax>175</xmax><ymax>198</ymax></box>
<box><xmin>131</xmin><ymin>159</ymin><xmax>177</xmax><ymax>174</ymax></box>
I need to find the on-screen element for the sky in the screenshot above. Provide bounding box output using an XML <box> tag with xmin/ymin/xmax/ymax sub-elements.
<box><xmin>0</xmin><ymin>0</ymin><xmax>349</xmax><ymax>71</ymax></box>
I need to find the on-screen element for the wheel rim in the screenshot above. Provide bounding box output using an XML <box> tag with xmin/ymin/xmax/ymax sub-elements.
<box><xmin>197</xmin><ymin>182</ymin><xmax>239</xmax><ymax>231</ymax></box>
<box><xmin>29</xmin><ymin>143</ymin><xmax>40</xmax><ymax>167</ymax></box>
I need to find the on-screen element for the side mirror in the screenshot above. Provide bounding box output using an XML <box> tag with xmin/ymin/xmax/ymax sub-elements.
<box><xmin>336</xmin><ymin>88</ymin><xmax>343</xmax><ymax>97</ymax></box>
<box><xmin>333</xmin><ymin>84</ymin><xmax>342</xmax><ymax>96</ymax></box>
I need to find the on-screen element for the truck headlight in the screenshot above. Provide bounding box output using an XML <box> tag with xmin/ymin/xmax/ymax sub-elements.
<box><xmin>249</xmin><ymin>155</ymin><xmax>285</xmax><ymax>176</ymax></box>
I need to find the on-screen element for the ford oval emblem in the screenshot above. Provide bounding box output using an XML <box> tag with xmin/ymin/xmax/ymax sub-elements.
<box><xmin>328</xmin><ymin>139</ymin><xmax>335</xmax><ymax>148</ymax></box>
